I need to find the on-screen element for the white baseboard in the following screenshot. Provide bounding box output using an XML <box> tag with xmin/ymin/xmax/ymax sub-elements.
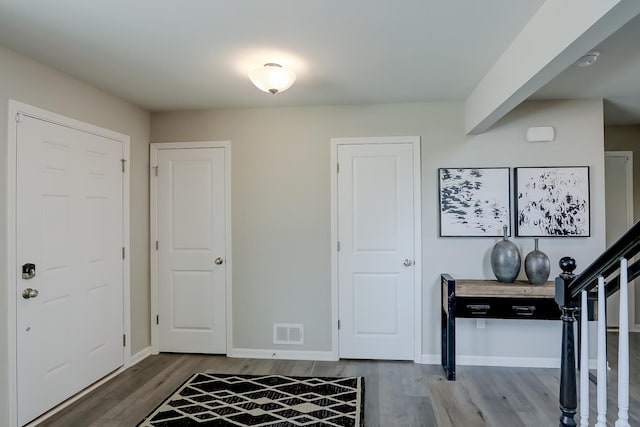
<box><xmin>420</xmin><ymin>353</ymin><xmax>600</xmax><ymax>369</ymax></box>
<box><xmin>230</xmin><ymin>348</ymin><xmax>337</xmax><ymax>361</ymax></box>
<box><xmin>419</xmin><ymin>354</ymin><xmax>441</xmax><ymax>364</ymax></box>
<box><xmin>456</xmin><ymin>355</ymin><xmax>561</xmax><ymax>368</ymax></box>
<box><xmin>130</xmin><ymin>346</ymin><xmax>152</xmax><ymax>367</ymax></box>
<box><xmin>610</xmin><ymin>327</ymin><xmax>640</xmax><ymax>333</ymax></box>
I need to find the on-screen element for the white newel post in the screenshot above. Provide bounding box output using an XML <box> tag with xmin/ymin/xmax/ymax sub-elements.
<box><xmin>580</xmin><ymin>290</ymin><xmax>589</xmax><ymax>426</ymax></box>
<box><xmin>615</xmin><ymin>258</ymin><xmax>630</xmax><ymax>427</ymax></box>
<box><xmin>596</xmin><ymin>276</ymin><xmax>607</xmax><ymax>427</ymax></box>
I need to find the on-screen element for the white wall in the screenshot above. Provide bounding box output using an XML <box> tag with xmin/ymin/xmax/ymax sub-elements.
<box><xmin>440</xmin><ymin>100</ymin><xmax>605</xmax><ymax>362</ymax></box>
<box><xmin>151</xmin><ymin>99</ymin><xmax>606</xmax><ymax>361</ymax></box>
<box><xmin>0</xmin><ymin>42</ymin><xmax>607</xmax><ymax>426</ymax></box>
<box><xmin>0</xmin><ymin>45</ymin><xmax>150</xmax><ymax>425</ymax></box>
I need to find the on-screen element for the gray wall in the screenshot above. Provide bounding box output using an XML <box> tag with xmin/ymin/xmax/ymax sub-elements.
<box><xmin>0</xmin><ymin>45</ymin><xmax>150</xmax><ymax>425</ymax></box>
<box><xmin>151</xmin><ymin>99</ymin><xmax>606</xmax><ymax>360</ymax></box>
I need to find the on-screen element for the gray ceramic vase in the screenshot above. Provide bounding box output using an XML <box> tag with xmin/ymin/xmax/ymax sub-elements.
<box><xmin>525</xmin><ymin>238</ymin><xmax>550</xmax><ymax>285</ymax></box>
<box><xmin>491</xmin><ymin>225</ymin><xmax>521</xmax><ymax>283</ymax></box>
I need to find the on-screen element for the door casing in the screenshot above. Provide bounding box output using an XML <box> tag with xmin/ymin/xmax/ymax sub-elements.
<box><xmin>330</xmin><ymin>136</ymin><xmax>422</xmax><ymax>362</ymax></box>
<box><xmin>150</xmin><ymin>141</ymin><xmax>232</xmax><ymax>355</ymax></box>
<box><xmin>6</xmin><ymin>100</ymin><xmax>131</xmax><ymax>427</ymax></box>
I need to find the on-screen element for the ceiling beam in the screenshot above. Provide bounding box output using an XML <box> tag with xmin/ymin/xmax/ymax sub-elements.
<box><xmin>465</xmin><ymin>0</ymin><xmax>640</xmax><ymax>135</ymax></box>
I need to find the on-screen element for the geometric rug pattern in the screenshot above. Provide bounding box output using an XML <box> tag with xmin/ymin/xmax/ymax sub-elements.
<box><xmin>137</xmin><ymin>373</ymin><xmax>364</xmax><ymax>426</ymax></box>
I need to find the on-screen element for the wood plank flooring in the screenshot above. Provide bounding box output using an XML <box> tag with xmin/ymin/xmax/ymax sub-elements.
<box><xmin>37</xmin><ymin>333</ymin><xmax>639</xmax><ymax>427</ymax></box>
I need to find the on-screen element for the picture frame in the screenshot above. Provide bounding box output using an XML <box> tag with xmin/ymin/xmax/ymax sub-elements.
<box><xmin>438</xmin><ymin>167</ymin><xmax>511</xmax><ymax>237</ymax></box>
<box><xmin>515</xmin><ymin>166</ymin><xmax>590</xmax><ymax>237</ymax></box>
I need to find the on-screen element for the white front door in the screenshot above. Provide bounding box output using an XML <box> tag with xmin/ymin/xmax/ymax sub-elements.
<box><xmin>156</xmin><ymin>146</ymin><xmax>227</xmax><ymax>353</ymax></box>
<box><xmin>17</xmin><ymin>115</ymin><xmax>124</xmax><ymax>425</ymax></box>
<box><xmin>337</xmin><ymin>141</ymin><xmax>417</xmax><ymax>360</ymax></box>
<box><xmin>605</xmin><ymin>152</ymin><xmax>635</xmax><ymax>329</ymax></box>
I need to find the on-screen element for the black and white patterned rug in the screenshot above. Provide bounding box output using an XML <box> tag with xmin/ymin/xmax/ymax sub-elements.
<box><xmin>138</xmin><ymin>373</ymin><xmax>364</xmax><ymax>426</ymax></box>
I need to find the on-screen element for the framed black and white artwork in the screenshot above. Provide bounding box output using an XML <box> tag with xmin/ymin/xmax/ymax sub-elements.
<box><xmin>515</xmin><ymin>166</ymin><xmax>590</xmax><ymax>237</ymax></box>
<box><xmin>438</xmin><ymin>167</ymin><xmax>511</xmax><ymax>237</ymax></box>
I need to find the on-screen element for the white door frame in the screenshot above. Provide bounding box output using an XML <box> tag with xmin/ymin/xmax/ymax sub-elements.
<box><xmin>605</xmin><ymin>150</ymin><xmax>638</xmax><ymax>331</ymax></box>
<box><xmin>7</xmin><ymin>100</ymin><xmax>131</xmax><ymax>427</ymax></box>
<box><xmin>330</xmin><ymin>136</ymin><xmax>422</xmax><ymax>362</ymax></box>
<box><xmin>149</xmin><ymin>141</ymin><xmax>232</xmax><ymax>354</ymax></box>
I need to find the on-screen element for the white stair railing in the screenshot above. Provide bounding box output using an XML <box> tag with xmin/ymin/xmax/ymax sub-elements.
<box><xmin>616</xmin><ymin>258</ymin><xmax>630</xmax><ymax>427</ymax></box>
<box><xmin>580</xmin><ymin>289</ymin><xmax>589</xmax><ymax>426</ymax></box>
<box><xmin>595</xmin><ymin>276</ymin><xmax>607</xmax><ymax>427</ymax></box>
<box><xmin>578</xmin><ymin>258</ymin><xmax>630</xmax><ymax>427</ymax></box>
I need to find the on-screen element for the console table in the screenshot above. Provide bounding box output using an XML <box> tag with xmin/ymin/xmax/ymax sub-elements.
<box><xmin>441</xmin><ymin>273</ymin><xmax>561</xmax><ymax>381</ymax></box>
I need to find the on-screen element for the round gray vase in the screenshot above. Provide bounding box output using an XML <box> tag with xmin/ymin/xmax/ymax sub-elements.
<box><xmin>525</xmin><ymin>238</ymin><xmax>550</xmax><ymax>285</ymax></box>
<box><xmin>490</xmin><ymin>225</ymin><xmax>521</xmax><ymax>283</ymax></box>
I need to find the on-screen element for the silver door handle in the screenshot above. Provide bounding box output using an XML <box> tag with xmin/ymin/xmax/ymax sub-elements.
<box><xmin>22</xmin><ymin>288</ymin><xmax>39</xmax><ymax>299</ymax></box>
<box><xmin>215</xmin><ymin>257</ymin><xmax>224</xmax><ymax>265</ymax></box>
<box><xmin>403</xmin><ymin>259</ymin><xmax>413</xmax><ymax>267</ymax></box>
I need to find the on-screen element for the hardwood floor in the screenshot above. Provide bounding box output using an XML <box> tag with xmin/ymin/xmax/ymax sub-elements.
<box><xmin>38</xmin><ymin>333</ymin><xmax>639</xmax><ymax>427</ymax></box>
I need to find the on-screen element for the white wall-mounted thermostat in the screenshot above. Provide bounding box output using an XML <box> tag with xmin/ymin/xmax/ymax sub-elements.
<box><xmin>526</xmin><ymin>126</ymin><xmax>555</xmax><ymax>142</ymax></box>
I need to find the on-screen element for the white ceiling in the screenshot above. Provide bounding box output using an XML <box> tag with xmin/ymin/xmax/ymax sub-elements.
<box><xmin>0</xmin><ymin>0</ymin><xmax>546</xmax><ymax>111</ymax></box>
<box><xmin>533</xmin><ymin>12</ymin><xmax>640</xmax><ymax>125</ymax></box>
<box><xmin>1</xmin><ymin>0</ymin><xmax>638</xmax><ymax>125</ymax></box>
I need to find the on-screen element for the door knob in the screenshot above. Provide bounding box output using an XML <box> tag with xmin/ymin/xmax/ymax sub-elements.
<box><xmin>403</xmin><ymin>259</ymin><xmax>413</xmax><ymax>267</ymax></box>
<box><xmin>215</xmin><ymin>257</ymin><xmax>224</xmax><ymax>265</ymax></box>
<box><xmin>22</xmin><ymin>288</ymin><xmax>39</xmax><ymax>299</ymax></box>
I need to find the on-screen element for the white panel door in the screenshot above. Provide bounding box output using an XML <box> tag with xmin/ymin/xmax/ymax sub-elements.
<box><xmin>337</xmin><ymin>143</ymin><xmax>415</xmax><ymax>359</ymax></box>
<box><xmin>157</xmin><ymin>147</ymin><xmax>227</xmax><ymax>353</ymax></box>
<box><xmin>605</xmin><ymin>152</ymin><xmax>634</xmax><ymax>328</ymax></box>
<box><xmin>17</xmin><ymin>115</ymin><xmax>123</xmax><ymax>425</ymax></box>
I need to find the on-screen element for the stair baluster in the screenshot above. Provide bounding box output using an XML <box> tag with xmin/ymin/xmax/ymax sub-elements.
<box><xmin>615</xmin><ymin>258</ymin><xmax>630</xmax><ymax>427</ymax></box>
<box><xmin>596</xmin><ymin>276</ymin><xmax>607</xmax><ymax>427</ymax></box>
<box><xmin>580</xmin><ymin>289</ymin><xmax>589</xmax><ymax>426</ymax></box>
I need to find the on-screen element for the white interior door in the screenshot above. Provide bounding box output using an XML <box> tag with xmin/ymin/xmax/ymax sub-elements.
<box><xmin>17</xmin><ymin>115</ymin><xmax>124</xmax><ymax>425</ymax></box>
<box><xmin>605</xmin><ymin>151</ymin><xmax>634</xmax><ymax>329</ymax></box>
<box><xmin>156</xmin><ymin>147</ymin><xmax>227</xmax><ymax>353</ymax></box>
<box><xmin>337</xmin><ymin>142</ymin><xmax>416</xmax><ymax>360</ymax></box>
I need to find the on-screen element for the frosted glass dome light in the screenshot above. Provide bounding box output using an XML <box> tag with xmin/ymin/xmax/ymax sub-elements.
<box><xmin>249</xmin><ymin>63</ymin><xmax>296</xmax><ymax>94</ymax></box>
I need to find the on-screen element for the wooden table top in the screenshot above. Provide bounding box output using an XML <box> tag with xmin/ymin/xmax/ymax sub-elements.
<box><xmin>451</xmin><ymin>279</ymin><xmax>555</xmax><ymax>298</ymax></box>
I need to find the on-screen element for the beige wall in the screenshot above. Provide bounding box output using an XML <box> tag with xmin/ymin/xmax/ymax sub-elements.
<box><xmin>151</xmin><ymin>99</ymin><xmax>606</xmax><ymax>360</ymax></box>
<box><xmin>0</xmin><ymin>45</ymin><xmax>150</xmax><ymax>425</ymax></box>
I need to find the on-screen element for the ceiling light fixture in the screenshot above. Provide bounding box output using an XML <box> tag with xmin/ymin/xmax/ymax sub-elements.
<box><xmin>249</xmin><ymin>63</ymin><xmax>296</xmax><ymax>94</ymax></box>
<box><xmin>575</xmin><ymin>51</ymin><xmax>600</xmax><ymax>67</ymax></box>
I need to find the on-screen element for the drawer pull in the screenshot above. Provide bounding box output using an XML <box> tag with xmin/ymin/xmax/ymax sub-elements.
<box><xmin>466</xmin><ymin>304</ymin><xmax>490</xmax><ymax>315</ymax></box>
<box><xmin>513</xmin><ymin>305</ymin><xmax>536</xmax><ymax>316</ymax></box>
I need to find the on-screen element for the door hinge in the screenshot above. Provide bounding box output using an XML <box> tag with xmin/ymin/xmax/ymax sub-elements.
<box><xmin>122</xmin><ymin>247</ymin><xmax>125</xmax><ymax>259</ymax></box>
<box><xmin>155</xmin><ymin>240</ymin><xmax>159</xmax><ymax>250</ymax></box>
<box><xmin>337</xmin><ymin>163</ymin><xmax>340</xmax><ymax>173</ymax></box>
<box><xmin>338</xmin><ymin>320</ymin><xmax>341</xmax><ymax>330</ymax></box>
<box><xmin>156</xmin><ymin>315</ymin><xmax>159</xmax><ymax>325</ymax></box>
<box><xmin>121</xmin><ymin>159</ymin><xmax>126</xmax><ymax>173</ymax></box>
<box><xmin>154</xmin><ymin>166</ymin><xmax>158</xmax><ymax>177</ymax></box>
<box><xmin>15</xmin><ymin>113</ymin><xmax>22</xmax><ymax>123</ymax></box>
<box><xmin>337</xmin><ymin>241</ymin><xmax>340</xmax><ymax>252</ymax></box>
<box><xmin>123</xmin><ymin>334</ymin><xmax>126</xmax><ymax>347</ymax></box>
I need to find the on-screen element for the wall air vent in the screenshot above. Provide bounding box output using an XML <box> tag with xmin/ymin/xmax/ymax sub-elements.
<box><xmin>273</xmin><ymin>323</ymin><xmax>304</xmax><ymax>345</ymax></box>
